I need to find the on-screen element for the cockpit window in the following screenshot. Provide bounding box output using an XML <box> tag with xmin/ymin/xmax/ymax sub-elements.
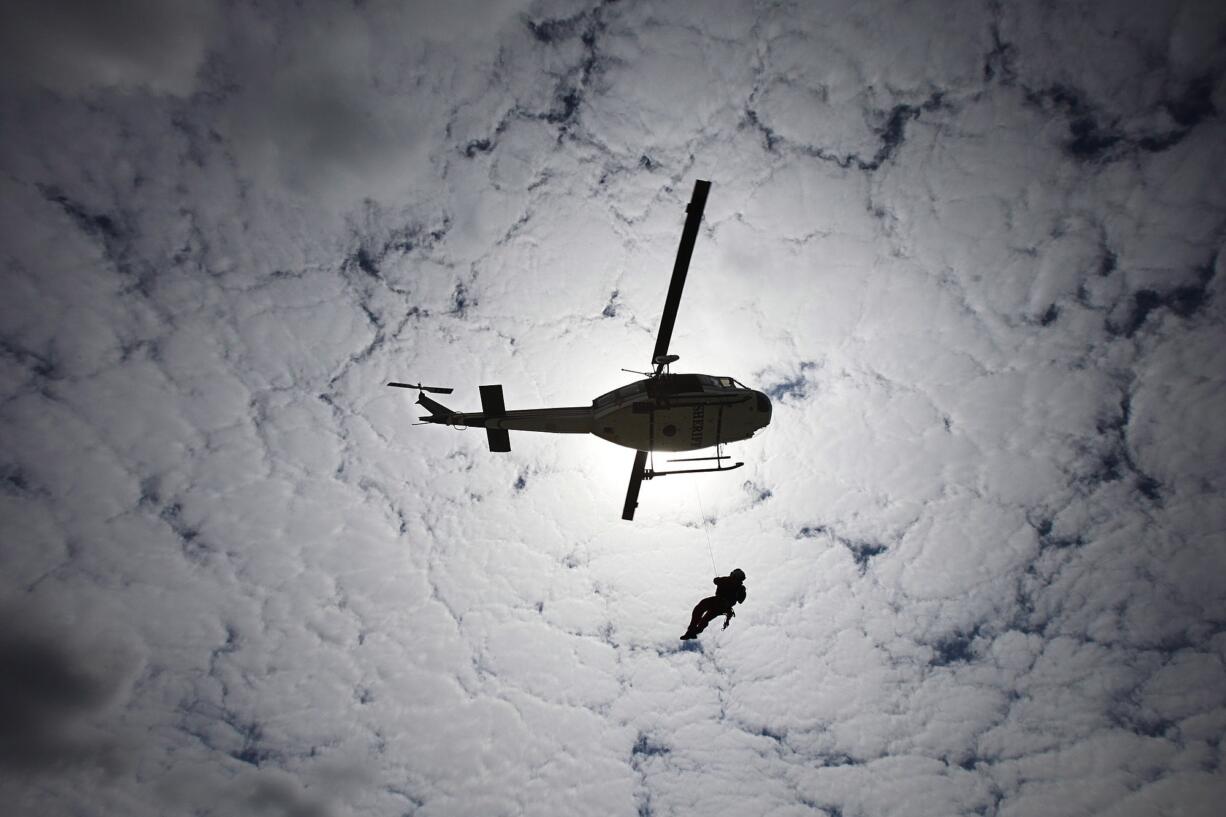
<box><xmin>594</xmin><ymin>380</ymin><xmax>648</xmax><ymax>406</ymax></box>
<box><xmin>678</xmin><ymin>375</ymin><xmax>704</xmax><ymax>392</ymax></box>
<box><xmin>719</xmin><ymin>377</ymin><xmax>735</xmax><ymax>388</ymax></box>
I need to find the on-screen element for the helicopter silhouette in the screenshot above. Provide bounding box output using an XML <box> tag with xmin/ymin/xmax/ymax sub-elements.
<box><xmin>389</xmin><ymin>180</ymin><xmax>772</xmax><ymax>520</ymax></box>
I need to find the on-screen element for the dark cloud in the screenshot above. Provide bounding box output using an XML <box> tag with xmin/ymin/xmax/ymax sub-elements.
<box><xmin>245</xmin><ymin>774</ymin><xmax>333</xmax><ymax>817</ymax></box>
<box><xmin>0</xmin><ymin>0</ymin><xmax>214</xmax><ymax>95</ymax></box>
<box><xmin>0</xmin><ymin>616</ymin><xmax>136</xmax><ymax>775</ymax></box>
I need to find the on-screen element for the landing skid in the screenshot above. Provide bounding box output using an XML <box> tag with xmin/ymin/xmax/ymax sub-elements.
<box><xmin>644</xmin><ymin>446</ymin><xmax>744</xmax><ymax>480</ymax></box>
<box><xmin>622</xmin><ymin>443</ymin><xmax>745</xmax><ymax>521</ymax></box>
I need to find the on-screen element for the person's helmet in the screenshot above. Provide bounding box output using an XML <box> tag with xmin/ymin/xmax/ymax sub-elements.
<box><xmin>730</xmin><ymin>568</ymin><xmax>745</xmax><ymax>581</ymax></box>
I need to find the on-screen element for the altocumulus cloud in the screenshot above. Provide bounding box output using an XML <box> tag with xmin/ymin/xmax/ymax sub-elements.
<box><xmin>1</xmin><ymin>1</ymin><xmax>1224</xmax><ymax>816</ymax></box>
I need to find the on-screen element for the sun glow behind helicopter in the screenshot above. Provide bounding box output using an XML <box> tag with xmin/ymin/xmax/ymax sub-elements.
<box><xmin>389</xmin><ymin>180</ymin><xmax>773</xmax><ymax>520</ymax></box>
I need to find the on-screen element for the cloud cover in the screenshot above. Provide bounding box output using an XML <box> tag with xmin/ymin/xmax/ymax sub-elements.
<box><xmin>1</xmin><ymin>1</ymin><xmax>1224</xmax><ymax>815</ymax></box>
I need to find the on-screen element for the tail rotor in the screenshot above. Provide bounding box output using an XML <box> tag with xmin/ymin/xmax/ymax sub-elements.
<box><xmin>387</xmin><ymin>382</ymin><xmax>454</xmax><ymax>394</ymax></box>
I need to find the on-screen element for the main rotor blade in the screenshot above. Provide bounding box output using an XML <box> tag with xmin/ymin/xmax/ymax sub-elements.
<box><xmin>621</xmin><ymin>450</ymin><xmax>649</xmax><ymax>521</ymax></box>
<box><xmin>651</xmin><ymin>179</ymin><xmax>711</xmax><ymax>365</ymax></box>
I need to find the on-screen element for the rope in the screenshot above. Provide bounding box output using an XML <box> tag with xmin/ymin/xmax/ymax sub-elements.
<box><xmin>694</xmin><ymin>483</ymin><xmax>717</xmax><ymax>574</ymax></box>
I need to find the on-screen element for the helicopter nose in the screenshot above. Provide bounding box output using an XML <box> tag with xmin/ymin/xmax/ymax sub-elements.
<box><xmin>753</xmin><ymin>390</ymin><xmax>772</xmax><ymax>422</ymax></box>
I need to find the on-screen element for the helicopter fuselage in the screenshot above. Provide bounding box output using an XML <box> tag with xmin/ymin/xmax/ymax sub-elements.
<box><xmin>590</xmin><ymin>374</ymin><xmax>771</xmax><ymax>452</ymax></box>
<box><xmin>425</xmin><ymin>373</ymin><xmax>772</xmax><ymax>453</ymax></box>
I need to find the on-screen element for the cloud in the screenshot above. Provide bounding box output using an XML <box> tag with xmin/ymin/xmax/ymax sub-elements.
<box><xmin>0</xmin><ymin>0</ymin><xmax>214</xmax><ymax>96</ymax></box>
<box><xmin>215</xmin><ymin>0</ymin><xmax>536</xmax><ymax>209</ymax></box>
<box><xmin>0</xmin><ymin>601</ymin><xmax>143</xmax><ymax>777</ymax></box>
<box><xmin>1</xmin><ymin>1</ymin><xmax>1224</xmax><ymax>816</ymax></box>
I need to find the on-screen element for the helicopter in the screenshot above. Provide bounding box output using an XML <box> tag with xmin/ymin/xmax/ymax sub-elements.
<box><xmin>389</xmin><ymin>179</ymin><xmax>773</xmax><ymax>520</ymax></box>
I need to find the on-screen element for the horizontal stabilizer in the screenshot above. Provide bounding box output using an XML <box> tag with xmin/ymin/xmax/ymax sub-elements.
<box><xmin>486</xmin><ymin>428</ymin><xmax>511</xmax><ymax>452</ymax></box>
<box><xmin>479</xmin><ymin>384</ymin><xmax>506</xmax><ymax>416</ymax></box>
<box><xmin>480</xmin><ymin>386</ymin><xmax>509</xmax><ymax>451</ymax></box>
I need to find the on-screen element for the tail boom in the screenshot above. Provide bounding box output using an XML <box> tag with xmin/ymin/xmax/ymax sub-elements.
<box><xmin>398</xmin><ymin>383</ymin><xmax>593</xmax><ymax>451</ymax></box>
<box><xmin>418</xmin><ymin>407</ymin><xmax>594</xmax><ymax>434</ymax></box>
<box><xmin>415</xmin><ymin>392</ymin><xmax>457</xmax><ymax>421</ymax></box>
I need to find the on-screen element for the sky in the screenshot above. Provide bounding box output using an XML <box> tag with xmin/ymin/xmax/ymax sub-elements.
<box><xmin>1</xmin><ymin>1</ymin><xmax>1224</xmax><ymax>815</ymax></box>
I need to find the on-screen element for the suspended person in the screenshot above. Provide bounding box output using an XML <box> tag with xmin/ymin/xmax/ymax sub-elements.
<box><xmin>680</xmin><ymin>569</ymin><xmax>746</xmax><ymax>640</ymax></box>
